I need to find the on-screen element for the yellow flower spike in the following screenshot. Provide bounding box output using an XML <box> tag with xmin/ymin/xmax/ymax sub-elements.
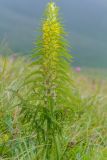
<box><xmin>42</xmin><ymin>2</ymin><xmax>61</xmax><ymax>55</ymax></box>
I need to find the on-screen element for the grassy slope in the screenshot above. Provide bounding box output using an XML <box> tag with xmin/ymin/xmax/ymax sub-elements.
<box><xmin>0</xmin><ymin>56</ymin><xmax>107</xmax><ymax>159</ymax></box>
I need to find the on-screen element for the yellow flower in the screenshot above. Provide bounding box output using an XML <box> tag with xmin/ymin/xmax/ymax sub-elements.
<box><xmin>0</xmin><ymin>134</ymin><xmax>9</xmax><ymax>144</ymax></box>
<box><xmin>3</xmin><ymin>134</ymin><xmax>9</xmax><ymax>142</ymax></box>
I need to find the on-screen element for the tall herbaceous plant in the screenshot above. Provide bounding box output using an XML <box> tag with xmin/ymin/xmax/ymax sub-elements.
<box><xmin>22</xmin><ymin>1</ymin><xmax>73</xmax><ymax>159</ymax></box>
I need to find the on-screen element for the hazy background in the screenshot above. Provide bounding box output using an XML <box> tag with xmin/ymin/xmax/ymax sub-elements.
<box><xmin>0</xmin><ymin>0</ymin><xmax>107</xmax><ymax>67</ymax></box>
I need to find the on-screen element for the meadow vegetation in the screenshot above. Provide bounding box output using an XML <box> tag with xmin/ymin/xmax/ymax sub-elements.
<box><xmin>0</xmin><ymin>2</ymin><xmax>107</xmax><ymax>160</ymax></box>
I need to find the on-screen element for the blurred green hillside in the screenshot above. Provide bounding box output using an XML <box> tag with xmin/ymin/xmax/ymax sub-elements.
<box><xmin>0</xmin><ymin>0</ymin><xmax>107</xmax><ymax>67</ymax></box>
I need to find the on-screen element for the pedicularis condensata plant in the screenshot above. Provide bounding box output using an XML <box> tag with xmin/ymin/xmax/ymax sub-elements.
<box><xmin>22</xmin><ymin>1</ymin><xmax>73</xmax><ymax>158</ymax></box>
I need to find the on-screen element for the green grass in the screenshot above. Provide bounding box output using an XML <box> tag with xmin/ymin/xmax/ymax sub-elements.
<box><xmin>0</xmin><ymin>56</ymin><xmax>107</xmax><ymax>159</ymax></box>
